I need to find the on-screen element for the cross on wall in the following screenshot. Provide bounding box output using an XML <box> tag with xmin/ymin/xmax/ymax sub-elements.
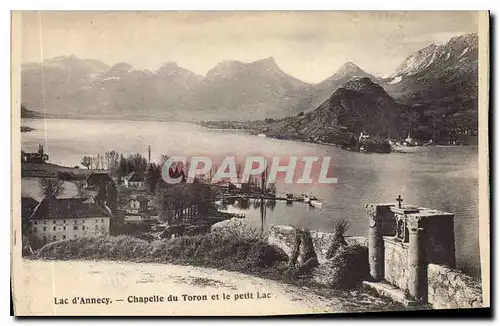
<box><xmin>396</xmin><ymin>195</ymin><xmax>403</xmax><ymax>208</ymax></box>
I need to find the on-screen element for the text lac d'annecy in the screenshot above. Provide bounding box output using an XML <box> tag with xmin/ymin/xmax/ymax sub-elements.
<box><xmin>161</xmin><ymin>155</ymin><xmax>338</xmax><ymax>184</ymax></box>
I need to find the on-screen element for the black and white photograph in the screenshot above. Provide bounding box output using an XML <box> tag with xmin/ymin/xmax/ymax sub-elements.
<box><xmin>11</xmin><ymin>10</ymin><xmax>490</xmax><ymax>316</ymax></box>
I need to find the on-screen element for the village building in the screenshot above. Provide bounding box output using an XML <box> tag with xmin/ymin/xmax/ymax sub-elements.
<box><xmin>123</xmin><ymin>171</ymin><xmax>145</xmax><ymax>189</ymax></box>
<box><xmin>21</xmin><ymin>145</ymin><xmax>49</xmax><ymax>163</ymax></box>
<box><xmin>122</xmin><ymin>194</ymin><xmax>157</xmax><ymax>224</ymax></box>
<box><xmin>29</xmin><ymin>198</ymin><xmax>111</xmax><ymax>244</ymax></box>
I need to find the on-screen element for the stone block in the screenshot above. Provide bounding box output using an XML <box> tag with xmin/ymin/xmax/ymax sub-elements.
<box><xmin>427</xmin><ymin>264</ymin><xmax>482</xmax><ymax>309</ymax></box>
<box><xmin>267</xmin><ymin>224</ymin><xmax>367</xmax><ymax>263</ymax></box>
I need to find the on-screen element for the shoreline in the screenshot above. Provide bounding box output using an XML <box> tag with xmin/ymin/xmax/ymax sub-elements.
<box><xmin>21</xmin><ymin>115</ymin><xmax>477</xmax><ymax>150</ymax></box>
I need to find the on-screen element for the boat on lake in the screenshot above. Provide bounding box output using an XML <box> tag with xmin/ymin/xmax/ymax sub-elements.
<box><xmin>309</xmin><ymin>196</ymin><xmax>322</xmax><ymax>208</ymax></box>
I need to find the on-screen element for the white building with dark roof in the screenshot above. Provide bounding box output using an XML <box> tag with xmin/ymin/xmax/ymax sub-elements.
<box><xmin>123</xmin><ymin>171</ymin><xmax>145</xmax><ymax>189</ymax></box>
<box><xmin>29</xmin><ymin>198</ymin><xmax>111</xmax><ymax>244</ymax></box>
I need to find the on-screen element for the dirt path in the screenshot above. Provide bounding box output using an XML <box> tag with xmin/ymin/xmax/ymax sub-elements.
<box><xmin>14</xmin><ymin>259</ymin><xmax>398</xmax><ymax>316</ymax></box>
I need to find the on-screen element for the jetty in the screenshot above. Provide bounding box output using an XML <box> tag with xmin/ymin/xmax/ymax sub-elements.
<box><xmin>215</xmin><ymin>194</ymin><xmax>304</xmax><ymax>202</ymax></box>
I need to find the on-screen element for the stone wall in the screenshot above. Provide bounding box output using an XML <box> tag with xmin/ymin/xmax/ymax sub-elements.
<box><xmin>383</xmin><ymin>237</ymin><xmax>410</xmax><ymax>292</ymax></box>
<box><xmin>427</xmin><ymin>264</ymin><xmax>482</xmax><ymax>309</ymax></box>
<box><xmin>268</xmin><ymin>224</ymin><xmax>367</xmax><ymax>264</ymax></box>
<box><xmin>268</xmin><ymin>224</ymin><xmax>483</xmax><ymax>309</ymax></box>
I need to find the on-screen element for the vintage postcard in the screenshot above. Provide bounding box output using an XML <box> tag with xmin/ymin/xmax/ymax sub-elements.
<box><xmin>11</xmin><ymin>11</ymin><xmax>490</xmax><ymax>316</ymax></box>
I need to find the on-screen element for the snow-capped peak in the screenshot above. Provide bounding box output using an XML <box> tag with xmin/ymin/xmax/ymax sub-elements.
<box><xmin>388</xmin><ymin>33</ymin><xmax>478</xmax><ymax>79</ymax></box>
<box><xmin>390</xmin><ymin>43</ymin><xmax>442</xmax><ymax>78</ymax></box>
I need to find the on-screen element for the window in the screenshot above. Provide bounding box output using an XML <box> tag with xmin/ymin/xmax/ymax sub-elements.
<box><xmin>43</xmin><ymin>236</ymin><xmax>47</xmax><ymax>241</ymax></box>
<box><xmin>33</xmin><ymin>227</ymin><xmax>37</xmax><ymax>233</ymax></box>
<box><xmin>73</xmin><ymin>226</ymin><xmax>78</xmax><ymax>230</ymax></box>
<box><xmin>33</xmin><ymin>221</ymin><xmax>37</xmax><ymax>225</ymax></box>
<box><xmin>63</xmin><ymin>226</ymin><xmax>66</xmax><ymax>230</ymax></box>
<box><xmin>82</xmin><ymin>219</ymin><xmax>85</xmax><ymax>224</ymax></box>
<box><xmin>95</xmin><ymin>220</ymin><xmax>98</xmax><ymax>223</ymax></box>
<box><xmin>53</xmin><ymin>227</ymin><xmax>56</xmax><ymax>231</ymax></box>
<box><xmin>52</xmin><ymin>236</ymin><xmax>56</xmax><ymax>241</ymax></box>
<box><xmin>101</xmin><ymin>219</ymin><xmax>104</xmax><ymax>223</ymax></box>
<box><xmin>53</xmin><ymin>220</ymin><xmax>56</xmax><ymax>224</ymax></box>
<box><xmin>74</xmin><ymin>220</ymin><xmax>77</xmax><ymax>224</ymax></box>
<box><xmin>95</xmin><ymin>225</ymin><xmax>98</xmax><ymax>229</ymax></box>
<box><xmin>63</xmin><ymin>220</ymin><xmax>66</xmax><ymax>224</ymax></box>
<box><xmin>43</xmin><ymin>227</ymin><xmax>47</xmax><ymax>231</ymax></box>
<box><xmin>82</xmin><ymin>226</ymin><xmax>86</xmax><ymax>230</ymax></box>
<box><xmin>62</xmin><ymin>235</ymin><xmax>66</xmax><ymax>240</ymax></box>
<box><xmin>74</xmin><ymin>235</ymin><xmax>77</xmax><ymax>238</ymax></box>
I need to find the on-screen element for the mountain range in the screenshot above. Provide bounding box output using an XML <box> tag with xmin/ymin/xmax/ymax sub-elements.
<box><xmin>21</xmin><ymin>33</ymin><xmax>478</xmax><ymax>141</ymax></box>
<box><xmin>170</xmin><ymin>57</ymin><xmax>308</xmax><ymax>120</ymax></box>
<box><xmin>381</xmin><ymin>33</ymin><xmax>478</xmax><ymax>142</ymax></box>
<box><xmin>256</xmin><ymin>77</ymin><xmax>411</xmax><ymax>143</ymax></box>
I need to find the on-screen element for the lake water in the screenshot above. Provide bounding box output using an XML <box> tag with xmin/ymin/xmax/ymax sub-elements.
<box><xmin>21</xmin><ymin>118</ymin><xmax>479</xmax><ymax>272</ymax></box>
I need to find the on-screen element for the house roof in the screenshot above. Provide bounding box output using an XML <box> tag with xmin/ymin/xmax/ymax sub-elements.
<box><xmin>22</xmin><ymin>197</ymin><xmax>39</xmax><ymax>209</ymax></box>
<box><xmin>21</xmin><ymin>197</ymin><xmax>39</xmax><ymax>218</ymax></box>
<box><xmin>29</xmin><ymin>198</ymin><xmax>111</xmax><ymax>220</ymax></box>
<box><xmin>124</xmin><ymin>171</ymin><xmax>144</xmax><ymax>182</ymax></box>
<box><xmin>86</xmin><ymin>173</ymin><xmax>112</xmax><ymax>186</ymax></box>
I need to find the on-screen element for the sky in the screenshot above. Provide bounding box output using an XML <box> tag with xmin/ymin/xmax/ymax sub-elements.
<box><xmin>20</xmin><ymin>11</ymin><xmax>478</xmax><ymax>84</ymax></box>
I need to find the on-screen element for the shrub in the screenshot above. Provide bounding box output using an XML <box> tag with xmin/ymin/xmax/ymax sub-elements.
<box><xmin>287</xmin><ymin>228</ymin><xmax>319</xmax><ymax>280</ymax></box>
<box><xmin>34</xmin><ymin>232</ymin><xmax>289</xmax><ymax>280</ymax></box>
<box><xmin>211</xmin><ymin>218</ymin><xmax>261</xmax><ymax>240</ymax></box>
<box><xmin>312</xmin><ymin>244</ymin><xmax>369</xmax><ymax>289</ymax></box>
<box><xmin>326</xmin><ymin>220</ymin><xmax>350</xmax><ymax>259</ymax></box>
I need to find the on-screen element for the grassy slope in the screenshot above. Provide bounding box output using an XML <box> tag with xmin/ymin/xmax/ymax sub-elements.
<box><xmin>21</xmin><ymin>162</ymin><xmax>110</xmax><ymax>179</ymax></box>
<box><xmin>35</xmin><ymin>233</ymin><xmax>291</xmax><ymax>281</ymax></box>
<box><xmin>22</xmin><ymin>178</ymin><xmax>78</xmax><ymax>201</ymax></box>
<box><xmin>34</xmin><ymin>232</ymin><xmax>374</xmax><ymax>290</ymax></box>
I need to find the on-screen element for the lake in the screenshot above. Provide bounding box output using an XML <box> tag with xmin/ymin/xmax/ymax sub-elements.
<box><xmin>21</xmin><ymin>118</ymin><xmax>479</xmax><ymax>272</ymax></box>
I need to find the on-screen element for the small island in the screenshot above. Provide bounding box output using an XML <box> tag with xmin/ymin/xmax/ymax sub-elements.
<box><xmin>21</xmin><ymin>125</ymin><xmax>34</xmax><ymax>133</ymax></box>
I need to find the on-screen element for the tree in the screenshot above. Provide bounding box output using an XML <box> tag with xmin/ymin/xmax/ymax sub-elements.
<box><xmin>38</xmin><ymin>178</ymin><xmax>65</xmax><ymax>199</ymax></box>
<box><xmin>105</xmin><ymin>182</ymin><xmax>118</xmax><ymax>210</ymax></box>
<box><xmin>76</xmin><ymin>181</ymin><xmax>86</xmax><ymax>198</ymax></box>
<box><xmin>81</xmin><ymin>156</ymin><xmax>92</xmax><ymax>169</ymax></box>
<box><xmin>91</xmin><ymin>155</ymin><xmax>100</xmax><ymax>169</ymax></box>
<box><xmin>116</xmin><ymin>154</ymin><xmax>128</xmax><ymax>178</ymax></box>
<box><xmin>95</xmin><ymin>184</ymin><xmax>106</xmax><ymax>206</ymax></box>
<box><xmin>104</xmin><ymin>150</ymin><xmax>120</xmax><ymax>170</ymax></box>
<box><xmin>157</xmin><ymin>183</ymin><xmax>214</xmax><ymax>225</ymax></box>
<box><xmin>94</xmin><ymin>155</ymin><xmax>102</xmax><ymax>169</ymax></box>
<box><xmin>145</xmin><ymin>163</ymin><xmax>162</xmax><ymax>193</ymax></box>
<box><xmin>127</xmin><ymin>153</ymin><xmax>148</xmax><ymax>178</ymax></box>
